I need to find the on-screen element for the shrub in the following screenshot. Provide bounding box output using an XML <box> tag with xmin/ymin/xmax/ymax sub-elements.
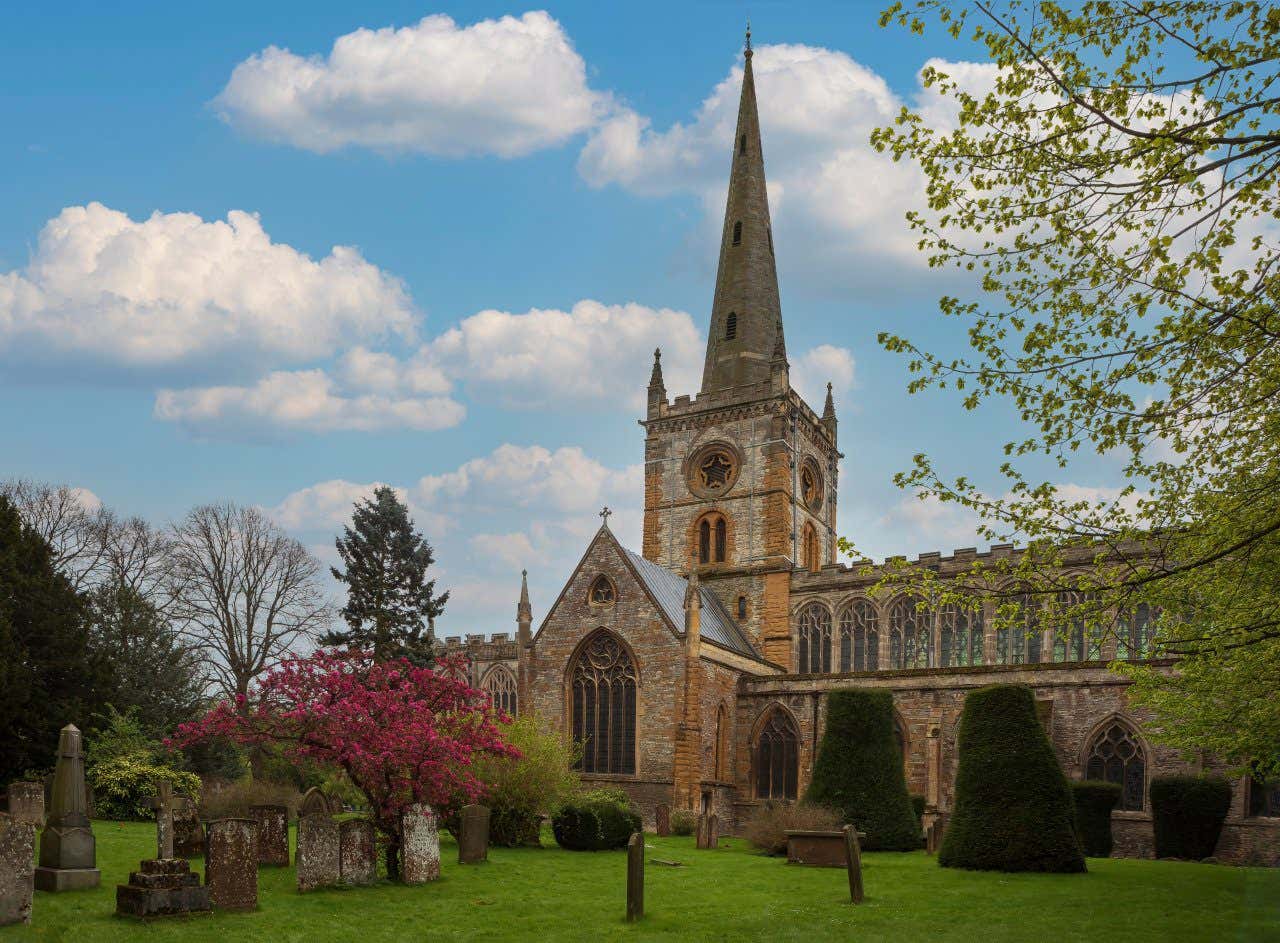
<box><xmin>744</xmin><ymin>801</ymin><xmax>843</xmax><ymax>856</ymax></box>
<box><xmin>805</xmin><ymin>689</ymin><xmax>919</xmax><ymax>850</ymax></box>
<box><xmin>551</xmin><ymin>797</ymin><xmax>642</xmax><ymax>851</ymax></box>
<box><xmin>939</xmin><ymin>684</ymin><xmax>1085</xmax><ymax>873</ymax></box>
<box><xmin>1072</xmin><ymin>781</ymin><xmax>1121</xmax><ymax>857</ymax></box>
<box><xmin>1150</xmin><ymin>775</ymin><xmax>1232</xmax><ymax>860</ymax></box>
<box><xmin>910</xmin><ymin>793</ymin><xmax>926</xmax><ymax>821</ymax></box>
<box><xmin>670</xmin><ymin>809</ymin><xmax>697</xmax><ymax>836</ymax></box>
<box><xmin>199</xmin><ymin>778</ymin><xmax>301</xmax><ymax>821</ymax></box>
<box><xmin>471</xmin><ymin>716</ymin><xmax>580</xmax><ymax>847</ymax></box>
<box><xmin>88</xmin><ymin>755</ymin><xmax>201</xmax><ymax>821</ymax></box>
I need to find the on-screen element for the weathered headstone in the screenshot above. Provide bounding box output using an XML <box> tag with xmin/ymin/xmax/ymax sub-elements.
<box><xmin>401</xmin><ymin>804</ymin><xmax>440</xmax><ymax>884</ymax></box>
<box><xmin>842</xmin><ymin>825</ymin><xmax>864</xmax><ymax>904</ymax></box>
<box><xmin>173</xmin><ymin>798</ymin><xmax>205</xmax><ymax>858</ymax></box>
<box><xmin>655</xmin><ymin>804</ymin><xmax>670</xmax><ymax>837</ymax></box>
<box><xmin>626</xmin><ymin>832</ymin><xmax>644</xmax><ymax>923</ymax></box>
<box><xmin>6</xmin><ymin>783</ymin><xmax>44</xmax><ymax>828</ymax></box>
<box><xmin>205</xmin><ymin>818</ymin><xmax>258</xmax><ymax>911</ymax></box>
<box><xmin>0</xmin><ymin>814</ymin><xmax>36</xmax><ymax>926</ymax></box>
<box><xmin>149</xmin><ymin>781</ymin><xmax>175</xmax><ymax>859</ymax></box>
<box><xmin>250</xmin><ymin>804</ymin><xmax>290</xmax><ymax>866</ymax></box>
<box><xmin>300</xmin><ymin>787</ymin><xmax>337</xmax><ymax>817</ymax></box>
<box><xmin>296</xmin><ymin>814</ymin><xmax>340</xmax><ymax>892</ymax></box>
<box><xmin>695</xmin><ymin>812</ymin><xmax>718</xmax><ymax>849</ymax></box>
<box><xmin>35</xmin><ymin>724</ymin><xmax>99</xmax><ymax>892</ymax></box>
<box><xmin>457</xmin><ymin>804</ymin><xmax>490</xmax><ymax>864</ymax></box>
<box><xmin>115</xmin><ymin>857</ymin><xmax>211</xmax><ymax>919</ymax></box>
<box><xmin>339</xmin><ymin>818</ymin><xmax>377</xmax><ymax>886</ymax></box>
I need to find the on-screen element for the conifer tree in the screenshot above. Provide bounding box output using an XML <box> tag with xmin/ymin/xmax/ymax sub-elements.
<box><xmin>324</xmin><ymin>487</ymin><xmax>448</xmax><ymax>665</ymax></box>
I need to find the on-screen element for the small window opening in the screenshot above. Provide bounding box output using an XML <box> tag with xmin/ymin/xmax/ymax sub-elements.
<box><xmin>725</xmin><ymin>312</ymin><xmax>738</xmax><ymax>340</ymax></box>
<box><xmin>737</xmin><ymin>596</ymin><xmax>748</xmax><ymax>620</ymax></box>
<box><xmin>733</xmin><ymin>221</ymin><xmax>742</xmax><ymax>245</ymax></box>
<box><xmin>739</xmin><ymin>134</ymin><xmax>746</xmax><ymax>155</ymax></box>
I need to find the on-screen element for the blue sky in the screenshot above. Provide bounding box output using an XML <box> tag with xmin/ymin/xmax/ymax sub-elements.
<box><xmin>0</xmin><ymin>2</ymin><xmax>1128</xmax><ymax>636</ymax></box>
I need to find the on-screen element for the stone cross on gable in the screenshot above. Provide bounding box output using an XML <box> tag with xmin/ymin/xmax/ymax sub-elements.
<box><xmin>599</xmin><ymin>507</ymin><xmax>612</xmax><ymax>527</ymax></box>
<box><xmin>148</xmin><ymin>780</ymin><xmax>175</xmax><ymax>859</ymax></box>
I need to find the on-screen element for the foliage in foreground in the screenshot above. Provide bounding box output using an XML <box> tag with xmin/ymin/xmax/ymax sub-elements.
<box><xmin>940</xmin><ymin>685</ymin><xmax>1085</xmax><ymax>873</ymax></box>
<box><xmin>1071</xmin><ymin>781</ymin><xmax>1121</xmax><ymax>858</ymax></box>
<box><xmin>88</xmin><ymin>755</ymin><xmax>202</xmax><ymax>821</ymax></box>
<box><xmin>868</xmin><ymin>1</ymin><xmax>1280</xmax><ymax>774</ymax></box>
<box><xmin>551</xmin><ymin>794</ymin><xmax>641</xmax><ymax>851</ymax></box>
<box><xmin>472</xmin><ymin>715</ymin><xmax>580</xmax><ymax>847</ymax></box>
<box><xmin>670</xmin><ymin>808</ymin><xmax>697</xmax><ymax>836</ymax></box>
<box><xmin>1150</xmin><ymin>776</ymin><xmax>1233</xmax><ymax>861</ymax></box>
<box><xmin>806</xmin><ymin>689</ymin><xmax>919</xmax><ymax>851</ymax></box>
<box><xmin>744</xmin><ymin>801</ymin><xmax>843</xmax><ymax>856</ymax></box>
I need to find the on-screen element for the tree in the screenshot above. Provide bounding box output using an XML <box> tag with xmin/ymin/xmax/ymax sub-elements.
<box><xmin>1</xmin><ymin>479</ymin><xmax>113</xmax><ymax>591</ymax></box>
<box><xmin>167</xmin><ymin>503</ymin><xmax>328</xmax><ymax>703</ymax></box>
<box><xmin>169</xmin><ymin>649</ymin><xmax>518</xmax><ymax>880</ymax></box>
<box><xmin>870</xmin><ymin>2</ymin><xmax>1280</xmax><ymax>774</ymax></box>
<box><xmin>0</xmin><ymin>496</ymin><xmax>110</xmax><ymax>782</ymax></box>
<box><xmin>325</xmin><ymin>487</ymin><xmax>448</xmax><ymax>665</ymax></box>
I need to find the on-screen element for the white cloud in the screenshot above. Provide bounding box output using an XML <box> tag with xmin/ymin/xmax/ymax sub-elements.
<box><xmin>793</xmin><ymin>343</ymin><xmax>856</xmax><ymax>409</ymax></box>
<box><xmin>0</xmin><ymin>202</ymin><xmax>414</xmax><ymax>371</ymax></box>
<box><xmin>215</xmin><ymin>11</ymin><xmax>611</xmax><ymax>158</ymax></box>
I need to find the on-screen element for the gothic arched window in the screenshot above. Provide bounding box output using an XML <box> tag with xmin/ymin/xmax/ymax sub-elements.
<box><xmin>1053</xmin><ymin>591</ymin><xmax>1101</xmax><ymax>662</ymax></box>
<box><xmin>739</xmin><ymin>133</ymin><xmax>747</xmax><ymax>155</ymax></box>
<box><xmin>890</xmin><ymin>597</ymin><xmax>930</xmax><ymax>669</ymax></box>
<box><xmin>1085</xmin><ymin>720</ymin><xmax>1146</xmax><ymax>811</ymax></box>
<box><xmin>1118</xmin><ymin>603</ymin><xmax>1157</xmax><ymax>660</ymax></box>
<box><xmin>801</xmin><ymin>522</ymin><xmax>820</xmax><ymax>573</ymax></box>
<box><xmin>733</xmin><ymin>220</ymin><xmax>743</xmax><ymax>245</ymax></box>
<box><xmin>588</xmin><ymin>574</ymin><xmax>616</xmax><ymax>607</ymax></box>
<box><xmin>725</xmin><ymin>311</ymin><xmax>738</xmax><ymax>340</ymax></box>
<box><xmin>839</xmin><ymin>599</ymin><xmax>878</xmax><ymax>672</ymax></box>
<box><xmin>940</xmin><ymin>603</ymin><xmax>983</xmax><ymax>667</ymax></box>
<box><xmin>997</xmin><ymin>594</ymin><xmax>1042</xmax><ymax>664</ymax></box>
<box><xmin>571</xmin><ymin>631</ymin><xmax>638</xmax><ymax>775</ymax></box>
<box><xmin>714</xmin><ymin>703</ymin><xmax>730</xmax><ymax>781</ymax></box>
<box><xmin>696</xmin><ymin>512</ymin><xmax>728</xmax><ymax>564</ymax></box>
<box><xmin>797</xmin><ymin>604</ymin><xmax>831</xmax><ymax>673</ymax></box>
<box><xmin>754</xmin><ymin>709</ymin><xmax>799</xmax><ymax>800</ymax></box>
<box><xmin>482</xmin><ymin>665</ymin><xmax>518</xmax><ymax>716</ymax></box>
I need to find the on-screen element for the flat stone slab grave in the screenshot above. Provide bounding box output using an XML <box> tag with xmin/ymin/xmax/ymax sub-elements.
<box><xmin>786</xmin><ymin>829</ymin><xmax>866</xmax><ymax>868</ymax></box>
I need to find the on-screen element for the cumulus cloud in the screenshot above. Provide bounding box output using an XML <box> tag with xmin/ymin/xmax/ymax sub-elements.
<box><xmin>215</xmin><ymin>11</ymin><xmax>611</xmax><ymax>157</ymax></box>
<box><xmin>0</xmin><ymin>202</ymin><xmax>414</xmax><ymax>372</ymax></box>
<box><xmin>793</xmin><ymin>343</ymin><xmax>856</xmax><ymax>409</ymax></box>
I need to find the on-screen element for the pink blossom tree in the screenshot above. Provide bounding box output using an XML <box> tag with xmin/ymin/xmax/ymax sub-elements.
<box><xmin>170</xmin><ymin>649</ymin><xmax>518</xmax><ymax>880</ymax></box>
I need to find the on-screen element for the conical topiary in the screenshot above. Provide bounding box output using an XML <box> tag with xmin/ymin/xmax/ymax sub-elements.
<box><xmin>939</xmin><ymin>684</ymin><xmax>1086</xmax><ymax>872</ymax></box>
<box><xmin>805</xmin><ymin>689</ymin><xmax>920</xmax><ymax>851</ymax></box>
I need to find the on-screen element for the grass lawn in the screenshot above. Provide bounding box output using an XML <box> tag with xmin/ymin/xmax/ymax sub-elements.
<box><xmin>7</xmin><ymin>821</ymin><xmax>1279</xmax><ymax>942</ymax></box>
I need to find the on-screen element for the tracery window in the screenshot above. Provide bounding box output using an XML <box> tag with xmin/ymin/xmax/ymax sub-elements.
<box><xmin>588</xmin><ymin>574</ymin><xmax>616</xmax><ymax>606</ymax></box>
<box><xmin>1085</xmin><ymin>720</ymin><xmax>1146</xmax><ymax>811</ymax></box>
<box><xmin>697</xmin><ymin>512</ymin><xmax>728</xmax><ymax>564</ymax></box>
<box><xmin>797</xmin><ymin>603</ymin><xmax>832</xmax><ymax>673</ymax></box>
<box><xmin>1053</xmin><ymin>591</ymin><xmax>1101</xmax><ymax>662</ymax></box>
<box><xmin>1117</xmin><ymin>603</ymin><xmax>1157</xmax><ymax>660</ymax></box>
<box><xmin>725</xmin><ymin>311</ymin><xmax>738</xmax><ymax>340</ymax></box>
<box><xmin>839</xmin><ymin>599</ymin><xmax>878</xmax><ymax>672</ymax></box>
<box><xmin>997</xmin><ymin>595</ymin><xmax>1042</xmax><ymax>664</ymax></box>
<box><xmin>571</xmin><ymin>631</ymin><xmax>637</xmax><ymax>775</ymax></box>
<box><xmin>940</xmin><ymin>603</ymin><xmax>983</xmax><ymax>667</ymax></box>
<box><xmin>733</xmin><ymin>220</ymin><xmax>743</xmax><ymax>245</ymax></box>
<box><xmin>754</xmin><ymin>709</ymin><xmax>799</xmax><ymax>800</ymax></box>
<box><xmin>800</xmin><ymin>463</ymin><xmax>823</xmax><ymax>511</ymax></box>
<box><xmin>482</xmin><ymin>665</ymin><xmax>518</xmax><ymax>716</ymax></box>
<box><xmin>889</xmin><ymin>597</ymin><xmax>931</xmax><ymax>669</ymax></box>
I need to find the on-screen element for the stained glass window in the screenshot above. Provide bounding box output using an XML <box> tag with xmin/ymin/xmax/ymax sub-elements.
<box><xmin>482</xmin><ymin>665</ymin><xmax>518</xmax><ymax>716</ymax></box>
<box><xmin>571</xmin><ymin>631</ymin><xmax>637</xmax><ymax>775</ymax></box>
<box><xmin>997</xmin><ymin>595</ymin><xmax>1042</xmax><ymax>664</ymax></box>
<box><xmin>940</xmin><ymin>603</ymin><xmax>983</xmax><ymax>667</ymax></box>
<box><xmin>890</xmin><ymin>598</ymin><xmax>931</xmax><ymax>669</ymax></box>
<box><xmin>797</xmin><ymin>604</ymin><xmax>831</xmax><ymax>673</ymax></box>
<box><xmin>839</xmin><ymin>600</ymin><xmax>878</xmax><ymax>672</ymax></box>
<box><xmin>1117</xmin><ymin>603</ymin><xmax>1157</xmax><ymax>660</ymax></box>
<box><xmin>755</xmin><ymin>709</ymin><xmax>799</xmax><ymax>800</ymax></box>
<box><xmin>1085</xmin><ymin>721</ymin><xmax>1146</xmax><ymax>811</ymax></box>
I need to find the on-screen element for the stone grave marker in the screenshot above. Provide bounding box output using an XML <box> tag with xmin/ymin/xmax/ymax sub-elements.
<box><xmin>35</xmin><ymin>724</ymin><xmax>99</xmax><ymax>892</ymax></box>
<box><xmin>251</xmin><ymin>804</ymin><xmax>290</xmax><ymax>866</ymax></box>
<box><xmin>0</xmin><ymin>813</ymin><xmax>36</xmax><ymax>926</ymax></box>
<box><xmin>148</xmin><ymin>781</ymin><xmax>175</xmax><ymax>859</ymax></box>
<box><xmin>458</xmin><ymin>804</ymin><xmax>490</xmax><ymax>864</ymax></box>
<box><xmin>655</xmin><ymin>804</ymin><xmax>670</xmax><ymax>837</ymax></box>
<box><xmin>696</xmin><ymin>812</ymin><xmax>718</xmax><ymax>849</ymax></box>
<box><xmin>205</xmin><ymin>818</ymin><xmax>258</xmax><ymax>911</ymax></box>
<box><xmin>296</xmin><ymin>813</ymin><xmax>340</xmax><ymax>892</ymax></box>
<box><xmin>300</xmin><ymin>787</ymin><xmax>337</xmax><ymax>817</ymax></box>
<box><xmin>842</xmin><ymin>825</ymin><xmax>864</xmax><ymax>904</ymax></box>
<box><xmin>7</xmin><ymin>783</ymin><xmax>44</xmax><ymax>828</ymax></box>
<box><xmin>173</xmin><ymin>797</ymin><xmax>205</xmax><ymax>858</ymax></box>
<box><xmin>115</xmin><ymin>857</ymin><xmax>211</xmax><ymax>919</ymax></box>
<box><xmin>339</xmin><ymin>818</ymin><xmax>377</xmax><ymax>886</ymax></box>
<box><xmin>402</xmin><ymin>804</ymin><xmax>441</xmax><ymax>884</ymax></box>
<box><xmin>626</xmin><ymin>832</ymin><xmax>644</xmax><ymax>923</ymax></box>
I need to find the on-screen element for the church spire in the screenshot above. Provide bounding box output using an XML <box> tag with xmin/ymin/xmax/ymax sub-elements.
<box><xmin>700</xmin><ymin>31</ymin><xmax>784</xmax><ymax>395</ymax></box>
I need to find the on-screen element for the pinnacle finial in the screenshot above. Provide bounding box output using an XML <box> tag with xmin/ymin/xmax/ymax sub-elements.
<box><xmin>823</xmin><ymin>381</ymin><xmax>836</xmax><ymax>419</ymax></box>
<box><xmin>745</xmin><ymin>19</ymin><xmax>752</xmax><ymax>57</ymax></box>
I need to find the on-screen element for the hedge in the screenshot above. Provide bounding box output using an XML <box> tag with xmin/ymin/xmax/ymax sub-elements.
<box><xmin>551</xmin><ymin>798</ymin><xmax>641</xmax><ymax>851</ymax></box>
<box><xmin>1150</xmin><ymin>775</ymin><xmax>1232</xmax><ymax>860</ymax></box>
<box><xmin>939</xmin><ymin>684</ymin><xmax>1085</xmax><ymax>872</ymax></box>
<box><xmin>805</xmin><ymin>689</ymin><xmax>919</xmax><ymax>851</ymax></box>
<box><xmin>1071</xmin><ymin>781</ymin><xmax>1121</xmax><ymax>857</ymax></box>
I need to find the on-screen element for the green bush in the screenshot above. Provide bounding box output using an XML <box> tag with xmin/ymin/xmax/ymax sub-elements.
<box><xmin>910</xmin><ymin>793</ymin><xmax>926</xmax><ymax>821</ymax></box>
<box><xmin>939</xmin><ymin>684</ymin><xmax>1085</xmax><ymax>873</ymax></box>
<box><xmin>1150</xmin><ymin>775</ymin><xmax>1232</xmax><ymax>860</ymax></box>
<box><xmin>1071</xmin><ymin>781</ymin><xmax>1121</xmax><ymax>857</ymax></box>
<box><xmin>551</xmin><ymin>798</ymin><xmax>642</xmax><ymax>851</ymax></box>
<box><xmin>88</xmin><ymin>754</ymin><xmax>201</xmax><ymax>821</ymax></box>
<box><xmin>670</xmin><ymin>809</ymin><xmax>697</xmax><ymax>836</ymax></box>
<box><xmin>805</xmin><ymin>689</ymin><xmax>919</xmax><ymax>850</ymax></box>
<box><xmin>472</xmin><ymin>716</ymin><xmax>580</xmax><ymax>847</ymax></box>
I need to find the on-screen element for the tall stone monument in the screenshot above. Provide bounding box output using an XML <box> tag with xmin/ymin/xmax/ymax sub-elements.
<box><xmin>34</xmin><ymin>724</ymin><xmax>100</xmax><ymax>892</ymax></box>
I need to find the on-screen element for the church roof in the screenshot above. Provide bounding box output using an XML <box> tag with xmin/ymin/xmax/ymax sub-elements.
<box><xmin>622</xmin><ymin>546</ymin><xmax>759</xmax><ymax>660</ymax></box>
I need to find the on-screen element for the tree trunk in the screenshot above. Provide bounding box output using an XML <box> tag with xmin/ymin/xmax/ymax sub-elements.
<box><xmin>385</xmin><ymin>835</ymin><xmax>401</xmax><ymax>882</ymax></box>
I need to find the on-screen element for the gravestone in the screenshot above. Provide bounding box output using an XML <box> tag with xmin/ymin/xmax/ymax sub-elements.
<box><xmin>35</xmin><ymin>724</ymin><xmax>99</xmax><ymax>892</ymax></box>
<box><xmin>7</xmin><ymin>783</ymin><xmax>44</xmax><ymax>828</ymax></box>
<box><xmin>115</xmin><ymin>857</ymin><xmax>211</xmax><ymax>919</ymax></box>
<box><xmin>457</xmin><ymin>804</ymin><xmax>490</xmax><ymax>864</ymax></box>
<box><xmin>842</xmin><ymin>825</ymin><xmax>865</xmax><ymax>904</ymax></box>
<box><xmin>0</xmin><ymin>813</ymin><xmax>36</xmax><ymax>926</ymax></box>
<box><xmin>626</xmin><ymin>832</ymin><xmax>644</xmax><ymax>923</ymax></box>
<box><xmin>655</xmin><ymin>804</ymin><xmax>670</xmax><ymax>837</ymax></box>
<box><xmin>696</xmin><ymin>813</ymin><xmax>718</xmax><ymax>850</ymax></box>
<box><xmin>300</xmin><ymin>787</ymin><xmax>337</xmax><ymax>817</ymax></box>
<box><xmin>173</xmin><ymin>798</ymin><xmax>205</xmax><ymax>858</ymax></box>
<box><xmin>205</xmin><ymin>818</ymin><xmax>258</xmax><ymax>911</ymax></box>
<box><xmin>149</xmin><ymin>781</ymin><xmax>176</xmax><ymax>859</ymax></box>
<box><xmin>251</xmin><ymin>804</ymin><xmax>290</xmax><ymax>866</ymax></box>
<box><xmin>339</xmin><ymin>818</ymin><xmax>377</xmax><ymax>886</ymax></box>
<box><xmin>402</xmin><ymin>804</ymin><xmax>441</xmax><ymax>884</ymax></box>
<box><xmin>296</xmin><ymin>814</ymin><xmax>340</xmax><ymax>892</ymax></box>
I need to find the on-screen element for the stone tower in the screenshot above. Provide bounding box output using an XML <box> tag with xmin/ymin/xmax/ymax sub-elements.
<box><xmin>641</xmin><ymin>33</ymin><xmax>840</xmax><ymax>669</ymax></box>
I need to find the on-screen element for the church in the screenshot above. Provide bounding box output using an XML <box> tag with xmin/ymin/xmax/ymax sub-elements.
<box><xmin>447</xmin><ymin>38</ymin><xmax>1279</xmax><ymax>865</ymax></box>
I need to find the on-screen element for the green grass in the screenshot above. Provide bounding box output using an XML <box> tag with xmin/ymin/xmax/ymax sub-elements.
<box><xmin>7</xmin><ymin>821</ymin><xmax>1279</xmax><ymax>942</ymax></box>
